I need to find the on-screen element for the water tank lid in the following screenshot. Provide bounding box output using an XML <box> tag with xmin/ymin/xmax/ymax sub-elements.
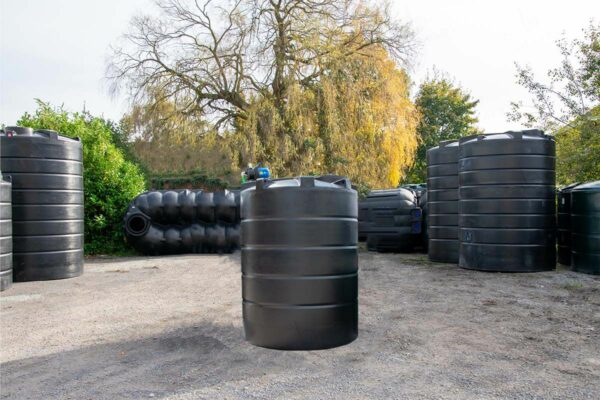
<box><xmin>250</xmin><ymin>176</ymin><xmax>352</xmax><ymax>191</ymax></box>
<box><xmin>459</xmin><ymin>129</ymin><xmax>552</xmax><ymax>144</ymax></box>
<box><xmin>571</xmin><ymin>180</ymin><xmax>600</xmax><ymax>192</ymax></box>
<box><xmin>1</xmin><ymin>127</ymin><xmax>80</xmax><ymax>142</ymax></box>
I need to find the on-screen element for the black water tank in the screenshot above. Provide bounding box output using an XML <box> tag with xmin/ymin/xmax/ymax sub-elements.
<box><xmin>557</xmin><ymin>183</ymin><xmax>580</xmax><ymax>265</ymax></box>
<box><xmin>0</xmin><ymin>174</ymin><xmax>12</xmax><ymax>291</ymax></box>
<box><xmin>427</xmin><ymin>140</ymin><xmax>459</xmax><ymax>263</ymax></box>
<box><xmin>418</xmin><ymin>189</ymin><xmax>428</xmax><ymax>252</ymax></box>
<box><xmin>570</xmin><ymin>181</ymin><xmax>600</xmax><ymax>274</ymax></box>
<box><xmin>1</xmin><ymin>127</ymin><xmax>84</xmax><ymax>281</ymax></box>
<box><xmin>458</xmin><ymin>130</ymin><xmax>556</xmax><ymax>272</ymax></box>
<box><xmin>359</xmin><ymin>188</ymin><xmax>421</xmax><ymax>252</ymax></box>
<box><xmin>123</xmin><ymin>189</ymin><xmax>240</xmax><ymax>254</ymax></box>
<box><xmin>241</xmin><ymin>176</ymin><xmax>358</xmax><ymax>350</ymax></box>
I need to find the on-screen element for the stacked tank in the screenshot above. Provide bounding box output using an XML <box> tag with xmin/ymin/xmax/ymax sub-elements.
<box><xmin>557</xmin><ymin>183</ymin><xmax>580</xmax><ymax>265</ymax></box>
<box><xmin>570</xmin><ymin>181</ymin><xmax>600</xmax><ymax>274</ymax></box>
<box><xmin>0</xmin><ymin>174</ymin><xmax>12</xmax><ymax>291</ymax></box>
<box><xmin>427</xmin><ymin>141</ymin><xmax>459</xmax><ymax>263</ymax></box>
<box><xmin>241</xmin><ymin>176</ymin><xmax>358</xmax><ymax>350</ymax></box>
<box><xmin>458</xmin><ymin>130</ymin><xmax>556</xmax><ymax>272</ymax></box>
<box><xmin>1</xmin><ymin>127</ymin><xmax>84</xmax><ymax>281</ymax></box>
<box><xmin>123</xmin><ymin>189</ymin><xmax>240</xmax><ymax>254</ymax></box>
<box><xmin>358</xmin><ymin>188</ymin><xmax>422</xmax><ymax>252</ymax></box>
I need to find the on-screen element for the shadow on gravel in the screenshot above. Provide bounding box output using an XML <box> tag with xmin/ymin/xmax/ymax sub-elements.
<box><xmin>85</xmin><ymin>252</ymin><xmax>241</xmax><ymax>266</ymax></box>
<box><xmin>0</xmin><ymin>321</ymin><xmax>289</xmax><ymax>400</ymax></box>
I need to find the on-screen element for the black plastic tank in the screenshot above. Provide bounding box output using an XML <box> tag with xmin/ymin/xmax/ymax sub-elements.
<box><xmin>0</xmin><ymin>174</ymin><xmax>12</xmax><ymax>291</ymax></box>
<box><xmin>241</xmin><ymin>176</ymin><xmax>358</xmax><ymax>350</ymax></box>
<box><xmin>458</xmin><ymin>130</ymin><xmax>556</xmax><ymax>272</ymax></box>
<box><xmin>1</xmin><ymin>127</ymin><xmax>84</xmax><ymax>281</ymax></box>
<box><xmin>418</xmin><ymin>189</ymin><xmax>428</xmax><ymax>252</ymax></box>
<box><xmin>570</xmin><ymin>181</ymin><xmax>600</xmax><ymax>275</ymax></box>
<box><xmin>123</xmin><ymin>189</ymin><xmax>240</xmax><ymax>254</ymax></box>
<box><xmin>557</xmin><ymin>183</ymin><xmax>580</xmax><ymax>265</ymax></box>
<box><xmin>427</xmin><ymin>140</ymin><xmax>459</xmax><ymax>263</ymax></box>
<box><xmin>358</xmin><ymin>188</ymin><xmax>421</xmax><ymax>252</ymax></box>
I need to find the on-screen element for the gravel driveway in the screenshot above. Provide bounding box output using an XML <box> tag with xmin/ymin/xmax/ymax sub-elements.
<box><xmin>1</xmin><ymin>251</ymin><xmax>599</xmax><ymax>399</ymax></box>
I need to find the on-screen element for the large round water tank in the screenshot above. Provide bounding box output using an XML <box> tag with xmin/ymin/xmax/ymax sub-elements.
<box><xmin>458</xmin><ymin>130</ymin><xmax>556</xmax><ymax>272</ymax></box>
<box><xmin>0</xmin><ymin>174</ymin><xmax>12</xmax><ymax>291</ymax></box>
<box><xmin>241</xmin><ymin>176</ymin><xmax>358</xmax><ymax>350</ymax></box>
<box><xmin>570</xmin><ymin>181</ymin><xmax>600</xmax><ymax>275</ymax></box>
<box><xmin>427</xmin><ymin>140</ymin><xmax>459</xmax><ymax>263</ymax></box>
<box><xmin>557</xmin><ymin>183</ymin><xmax>579</xmax><ymax>265</ymax></box>
<box><xmin>1</xmin><ymin>127</ymin><xmax>84</xmax><ymax>281</ymax></box>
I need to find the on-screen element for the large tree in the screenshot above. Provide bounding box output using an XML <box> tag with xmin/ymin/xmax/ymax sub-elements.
<box><xmin>508</xmin><ymin>21</ymin><xmax>599</xmax><ymax>131</ymax></box>
<box><xmin>508</xmin><ymin>22</ymin><xmax>599</xmax><ymax>184</ymax></box>
<box><xmin>109</xmin><ymin>0</ymin><xmax>419</xmax><ymax>188</ymax></box>
<box><xmin>119</xmin><ymin>90</ymin><xmax>234</xmax><ymax>179</ymax></box>
<box><xmin>404</xmin><ymin>77</ymin><xmax>480</xmax><ymax>183</ymax></box>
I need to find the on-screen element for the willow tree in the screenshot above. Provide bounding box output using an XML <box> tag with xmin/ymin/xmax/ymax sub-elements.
<box><xmin>109</xmin><ymin>0</ymin><xmax>418</xmax><ymax>188</ymax></box>
<box><xmin>120</xmin><ymin>89</ymin><xmax>233</xmax><ymax>178</ymax></box>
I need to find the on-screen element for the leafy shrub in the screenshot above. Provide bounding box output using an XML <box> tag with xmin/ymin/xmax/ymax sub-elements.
<box><xmin>17</xmin><ymin>101</ymin><xmax>147</xmax><ymax>254</ymax></box>
<box><xmin>150</xmin><ymin>170</ymin><xmax>230</xmax><ymax>190</ymax></box>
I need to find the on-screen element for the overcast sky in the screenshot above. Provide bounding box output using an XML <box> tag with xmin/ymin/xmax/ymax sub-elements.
<box><xmin>1</xmin><ymin>0</ymin><xmax>597</xmax><ymax>131</ymax></box>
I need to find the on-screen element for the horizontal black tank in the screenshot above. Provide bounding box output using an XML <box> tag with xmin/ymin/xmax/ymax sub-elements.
<box><xmin>358</xmin><ymin>188</ymin><xmax>421</xmax><ymax>252</ymax></box>
<box><xmin>123</xmin><ymin>189</ymin><xmax>240</xmax><ymax>254</ymax></box>
<box><xmin>570</xmin><ymin>181</ymin><xmax>600</xmax><ymax>274</ymax></box>
<box><xmin>1</xmin><ymin>127</ymin><xmax>84</xmax><ymax>281</ymax></box>
<box><xmin>241</xmin><ymin>176</ymin><xmax>358</xmax><ymax>350</ymax></box>
<box><xmin>557</xmin><ymin>183</ymin><xmax>580</xmax><ymax>265</ymax></box>
<box><xmin>0</xmin><ymin>174</ymin><xmax>12</xmax><ymax>291</ymax></box>
<box><xmin>427</xmin><ymin>140</ymin><xmax>459</xmax><ymax>263</ymax></box>
<box><xmin>458</xmin><ymin>130</ymin><xmax>556</xmax><ymax>272</ymax></box>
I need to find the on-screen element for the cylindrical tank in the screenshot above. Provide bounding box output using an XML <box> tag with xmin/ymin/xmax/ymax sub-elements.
<box><xmin>570</xmin><ymin>181</ymin><xmax>600</xmax><ymax>275</ymax></box>
<box><xmin>0</xmin><ymin>174</ymin><xmax>12</xmax><ymax>291</ymax></box>
<box><xmin>1</xmin><ymin>127</ymin><xmax>84</xmax><ymax>281</ymax></box>
<box><xmin>359</xmin><ymin>188</ymin><xmax>422</xmax><ymax>252</ymax></box>
<box><xmin>241</xmin><ymin>176</ymin><xmax>358</xmax><ymax>350</ymax></box>
<box><xmin>458</xmin><ymin>130</ymin><xmax>556</xmax><ymax>272</ymax></box>
<box><xmin>427</xmin><ymin>140</ymin><xmax>459</xmax><ymax>263</ymax></box>
<box><xmin>557</xmin><ymin>183</ymin><xmax>580</xmax><ymax>265</ymax></box>
<box><xmin>418</xmin><ymin>189</ymin><xmax>428</xmax><ymax>252</ymax></box>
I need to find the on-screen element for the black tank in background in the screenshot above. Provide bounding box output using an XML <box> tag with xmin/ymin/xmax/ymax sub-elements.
<box><xmin>358</xmin><ymin>188</ymin><xmax>422</xmax><ymax>252</ymax></box>
<box><xmin>1</xmin><ymin>127</ymin><xmax>84</xmax><ymax>281</ymax></box>
<box><xmin>557</xmin><ymin>183</ymin><xmax>580</xmax><ymax>265</ymax></box>
<box><xmin>0</xmin><ymin>174</ymin><xmax>12</xmax><ymax>291</ymax></box>
<box><xmin>241</xmin><ymin>176</ymin><xmax>358</xmax><ymax>350</ymax></box>
<box><xmin>427</xmin><ymin>140</ymin><xmax>459</xmax><ymax>263</ymax></box>
<box><xmin>123</xmin><ymin>189</ymin><xmax>240</xmax><ymax>254</ymax></box>
<box><xmin>458</xmin><ymin>130</ymin><xmax>556</xmax><ymax>272</ymax></box>
<box><xmin>570</xmin><ymin>181</ymin><xmax>600</xmax><ymax>275</ymax></box>
<box><xmin>418</xmin><ymin>189</ymin><xmax>428</xmax><ymax>252</ymax></box>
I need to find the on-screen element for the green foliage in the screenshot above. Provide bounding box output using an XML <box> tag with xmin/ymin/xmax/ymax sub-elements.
<box><xmin>17</xmin><ymin>101</ymin><xmax>147</xmax><ymax>254</ymax></box>
<box><xmin>508</xmin><ymin>21</ymin><xmax>599</xmax><ymax>131</ymax></box>
<box><xmin>150</xmin><ymin>170</ymin><xmax>230</xmax><ymax>190</ymax></box>
<box><xmin>555</xmin><ymin>106</ymin><xmax>600</xmax><ymax>185</ymax></box>
<box><xmin>232</xmin><ymin>46</ymin><xmax>419</xmax><ymax>189</ymax></box>
<box><xmin>404</xmin><ymin>77</ymin><xmax>480</xmax><ymax>182</ymax></box>
<box><xmin>120</xmin><ymin>92</ymin><xmax>235</xmax><ymax>184</ymax></box>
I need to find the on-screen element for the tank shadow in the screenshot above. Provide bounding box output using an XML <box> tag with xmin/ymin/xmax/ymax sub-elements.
<box><xmin>0</xmin><ymin>320</ymin><xmax>298</xmax><ymax>400</ymax></box>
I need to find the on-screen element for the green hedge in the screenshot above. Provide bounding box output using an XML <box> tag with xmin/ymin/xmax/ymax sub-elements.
<box><xmin>17</xmin><ymin>102</ymin><xmax>147</xmax><ymax>254</ymax></box>
<box><xmin>150</xmin><ymin>170</ymin><xmax>230</xmax><ymax>190</ymax></box>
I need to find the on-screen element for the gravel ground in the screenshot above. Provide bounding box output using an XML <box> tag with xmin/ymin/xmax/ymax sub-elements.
<box><xmin>1</xmin><ymin>251</ymin><xmax>599</xmax><ymax>400</ymax></box>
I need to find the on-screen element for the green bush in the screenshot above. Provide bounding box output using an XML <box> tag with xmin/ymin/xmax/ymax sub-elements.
<box><xmin>17</xmin><ymin>102</ymin><xmax>147</xmax><ymax>254</ymax></box>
